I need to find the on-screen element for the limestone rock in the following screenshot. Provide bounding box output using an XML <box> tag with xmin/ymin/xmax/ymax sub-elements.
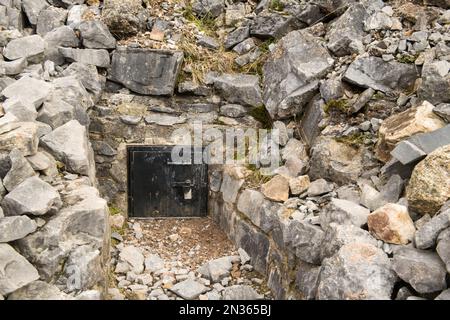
<box><xmin>263</xmin><ymin>30</ymin><xmax>334</xmax><ymax>119</ymax></box>
<box><xmin>0</xmin><ymin>216</ymin><xmax>37</xmax><ymax>243</ymax></box>
<box><xmin>0</xmin><ymin>122</ymin><xmax>39</xmax><ymax>156</ymax></box>
<box><xmin>368</xmin><ymin>204</ymin><xmax>415</xmax><ymax>245</ymax></box>
<box><xmin>3</xmin><ymin>148</ymin><xmax>36</xmax><ymax>192</ymax></box>
<box><xmin>192</xmin><ymin>0</ymin><xmax>225</xmax><ymax>18</ymax></box>
<box><xmin>3</xmin><ymin>98</ymin><xmax>37</xmax><ymax>122</ymax></box>
<box><xmin>212</xmin><ymin>73</ymin><xmax>262</xmax><ymax>107</ymax></box>
<box><xmin>261</xmin><ymin>175</ymin><xmax>289</xmax><ymax>202</ymax></box>
<box><xmin>343</xmin><ymin>56</ymin><xmax>419</xmax><ymax>93</ymax></box>
<box><xmin>237</xmin><ymin>189</ymin><xmax>276</xmax><ymax>231</ymax></box>
<box><xmin>109</xmin><ymin>48</ymin><xmax>183</xmax><ymax>96</ymax></box>
<box><xmin>222</xmin><ymin>285</ymin><xmax>263</xmax><ymax>300</ymax></box>
<box><xmin>102</xmin><ymin>0</ymin><xmax>150</xmax><ymax>37</ymax></box>
<box><xmin>392</xmin><ymin>247</ymin><xmax>447</xmax><ymax>294</ymax></box>
<box><xmin>3</xmin><ymin>35</ymin><xmax>45</xmax><ymax>63</ymax></box>
<box><xmin>309</xmin><ymin>137</ymin><xmax>365</xmax><ymax>185</ymax></box>
<box><xmin>0</xmin><ymin>243</ymin><xmax>39</xmax><ymax>296</ymax></box>
<box><xmin>7</xmin><ymin>280</ymin><xmax>70</xmax><ymax>300</ymax></box>
<box><xmin>37</xmin><ymin>97</ymin><xmax>75</xmax><ymax>129</ymax></box>
<box><xmin>320</xmin><ymin>223</ymin><xmax>378</xmax><ymax>260</ymax></box>
<box><xmin>2</xmin><ymin>76</ymin><xmax>52</xmax><ymax>108</ymax></box>
<box><xmin>36</xmin><ymin>6</ymin><xmax>67</xmax><ymax>37</ymax></box>
<box><xmin>220</xmin><ymin>167</ymin><xmax>245</xmax><ymax>204</ymax></box>
<box><xmin>40</xmin><ymin>120</ymin><xmax>94</xmax><ymax>178</ymax></box>
<box><xmin>2</xmin><ymin>176</ymin><xmax>62</xmax><ymax>216</ymax></box>
<box><xmin>320</xmin><ymin>198</ymin><xmax>370</xmax><ymax>229</ymax></box>
<box><xmin>287</xmin><ymin>220</ymin><xmax>324</xmax><ymax>264</ymax></box>
<box><xmin>77</xmin><ymin>20</ymin><xmax>116</xmax><ymax>49</ymax></box>
<box><xmin>119</xmin><ymin>245</ymin><xmax>144</xmax><ymax>274</ymax></box>
<box><xmin>59</xmin><ymin>48</ymin><xmax>111</xmax><ymax>68</ymax></box>
<box><xmin>289</xmin><ymin>175</ymin><xmax>310</xmax><ymax>195</ymax></box>
<box><xmin>198</xmin><ymin>256</ymin><xmax>237</xmax><ymax>282</ymax></box>
<box><xmin>144</xmin><ymin>254</ymin><xmax>165</xmax><ymax>273</ymax></box>
<box><xmin>22</xmin><ymin>0</ymin><xmax>48</xmax><ymax>25</ymax></box>
<box><xmin>170</xmin><ymin>279</ymin><xmax>208</xmax><ymax>299</ymax></box>
<box><xmin>307</xmin><ymin>179</ymin><xmax>334</xmax><ymax>196</ymax></box>
<box><xmin>407</xmin><ymin>145</ymin><xmax>450</xmax><ymax>216</ymax></box>
<box><xmin>415</xmin><ymin>207</ymin><xmax>450</xmax><ymax>249</ymax></box>
<box><xmin>376</xmin><ymin>101</ymin><xmax>446</xmax><ymax>163</ymax></box>
<box><xmin>418</xmin><ymin>60</ymin><xmax>450</xmax><ymax>105</ymax></box>
<box><xmin>317</xmin><ymin>243</ymin><xmax>397</xmax><ymax>300</ymax></box>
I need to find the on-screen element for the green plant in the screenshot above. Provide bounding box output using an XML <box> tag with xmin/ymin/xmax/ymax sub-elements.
<box><xmin>335</xmin><ymin>132</ymin><xmax>373</xmax><ymax>148</ymax></box>
<box><xmin>249</xmin><ymin>105</ymin><xmax>273</xmax><ymax>129</ymax></box>
<box><xmin>397</xmin><ymin>53</ymin><xmax>419</xmax><ymax>64</ymax></box>
<box><xmin>270</xmin><ymin>0</ymin><xmax>285</xmax><ymax>12</ymax></box>
<box><xmin>323</xmin><ymin>99</ymin><xmax>350</xmax><ymax>114</ymax></box>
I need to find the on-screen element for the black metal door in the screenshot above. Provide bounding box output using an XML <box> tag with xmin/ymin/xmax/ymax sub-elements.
<box><xmin>127</xmin><ymin>145</ymin><xmax>208</xmax><ymax>218</ymax></box>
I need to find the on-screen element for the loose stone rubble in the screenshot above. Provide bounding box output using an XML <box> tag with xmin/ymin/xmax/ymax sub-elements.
<box><xmin>0</xmin><ymin>0</ymin><xmax>450</xmax><ymax>301</ymax></box>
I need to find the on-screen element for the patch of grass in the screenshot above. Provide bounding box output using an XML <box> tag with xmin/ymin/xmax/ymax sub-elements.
<box><xmin>109</xmin><ymin>205</ymin><xmax>122</xmax><ymax>216</ymax></box>
<box><xmin>270</xmin><ymin>0</ymin><xmax>285</xmax><ymax>11</ymax></box>
<box><xmin>240</xmin><ymin>39</ymin><xmax>274</xmax><ymax>77</ymax></box>
<box><xmin>397</xmin><ymin>53</ymin><xmax>419</xmax><ymax>64</ymax></box>
<box><xmin>323</xmin><ymin>99</ymin><xmax>350</xmax><ymax>114</ymax></box>
<box><xmin>248</xmin><ymin>105</ymin><xmax>273</xmax><ymax>129</ymax></box>
<box><xmin>245</xmin><ymin>165</ymin><xmax>272</xmax><ymax>189</ymax></box>
<box><xmin>335</xmin><ymin>132</ymin><xmax>373</xmax><ymax>148</ymax></box>
<box><xmin>183</xmin><ymin>4</ymin><xmax>218</xmax><ymax>36</ymax></box>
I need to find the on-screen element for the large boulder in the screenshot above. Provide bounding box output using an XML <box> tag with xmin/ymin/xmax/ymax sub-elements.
<box><xmin>2</xmin><ymin>176</ymin><xmax>62</xmax><ymax>216</ymax></box>
<box><xmin>418</xmin><ymin>60</ymin><xmax>450</xmax><ymax>104</ymax></box>
<box><xmin>40</xmin><ymin>120</ymin><xmax>95</xmax><ymax>179</ymax></box>
<box><xmin>3</xmin><ymin>148</ymin><xmax>36</xmax><ymax>192</ymax></box>
<box><xmin>0</xmin><ymin>216</ymin><xmax>37</xmax><ymax>243</ymax></box>
<box><xmin>407</xmin><ymin>145</ymin><xmax>450</xmax><ymax>216</ymax></box>
<box><xmin>77</xmin><ymin>20</ymin><xmax>116</xmax><ymax>49</ymax></box>
<box><xmin>309</xmin><ymin>136</ymin><xmax>365</xmax><ymax>185</ymax></box>
<box><xmin>59</xmin><ymin>48</ymin><xmax>111</xmax><ymax>68</ymax></box>
<box><xmin>109</xmin><ymin>48</ymin><xmax>183</xmax><ymax>96</ymax></box>
<box><xmin>367</xmin><ymin>203</ymin><xmax>416</xmax><ymax>245</ymax></box>
<box><xmin>375</xmin><ymin>101</ymin><xmax>446</xmax><ymax>163</ymax></box>
<box><xmin>2</xmin><ymin>76</ymin><xmax>52</xmax><ymax>108</ymax></box>
<box><xmin>287</xmin><ymin>220</ymin><xmax>325</xmax><ymax>265</ymax></box>
<box><xmin>36</xmin><ymin>6</ymin><xmax>67</xmax><ymax>37</ymax></box>
<box><xmin>102</xmin><ymin>0</ymin><xmax>150</xmax><ymax>37</ymax></box>
<box><xmin>343</xmin><ymin>56</ymin><xmax>419</xmax><ymax>93</ymax></box>
<box><xmin>263</xmin><ymin>30</ymin><xmax>334</xmax><ymax>119</ymax></box>
<box><xmin>392</xmin><ymin>247</ymin><xmax>447</xmax><ymax>294</ymax></box>
<box><xmin>3</xmin><ymin>35</ymin><xmax>45</xmax><ymax>63</ymax></box>
<box><xmin>317</xmin><ymin>243</ymin><xmax>397</xmax><ymax>300</ymax></box>
<box><xmin>0</xmin><ymin>243</ymin><xmax>40</xmax><ymax>296</ymax></box>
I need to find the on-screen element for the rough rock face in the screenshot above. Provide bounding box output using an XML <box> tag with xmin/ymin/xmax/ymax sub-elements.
<box><xmin>418</xmin><ymin>60</ymin><xmax>450</xmax><ymax>104</ymax></box>
<box><xmin>407</xmin><ymin>145</ymin><xmax>450</xmax><ymax>216</ymax></box>
<box><xmin>376</xmin><ymin>101</ymin><xmax>446</xmax><ymax>162</ymax></box>
<box><xmin>367</xmin><ymin>204</ymin><xmax>416</xmax><ymax>245</ymax></box>
<box><xmin>109</xmin><ymin>48</ymin><xmax>183</xmax><ymax>96</ymax></box>
<box><xmin>392</xmin><ymin>247</ymin><xmax>447</xmax><ymax>294</ymax></box>
<box><xmin>263</xmin><ymin>30</ymin><xmax>334</xmax><ymax>119</ymax></box>
<box><xmin>101</xmin><ymin>0</ymin><xmax>150</xmax><ymax>37</ymax></box>
<box><xmin>317</xmin><ymin>243</ymin><xmax>397</xmax><ymax>300</ymax></box>
<box><xmin>309</xmin><ymin>137</ymin><xmax>365</xmax><ymax>185</ymax></box>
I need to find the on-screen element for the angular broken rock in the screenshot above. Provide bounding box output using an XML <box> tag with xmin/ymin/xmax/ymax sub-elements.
<box><xmin>144</xmin><ymin>254</ymin><xmax>165</xmax><ymax>273</ymax></box>
<box><xmin>3</xmin><ymin>98</ymin><xmax>37</xmax><ymax>122</ymax></box>
<box><xmin>287</xmin><ymin>220</ymin><xmax>324</xmax><ymax>265</ymax></box>
<box><xmin>2</xmin><ymin>76</ymin><xmax>52</xmax><ymax>108</ymax></box>
<box><xmin>0</xmin><ymin>122</ymin><xmax>39</xmax><ymax>156</ymax></box>
<box><xmin>3</xmin><ymin>148</ymin><xmax>36</xmax><ymax>192</ymax></box>
<box><xmin>59</xmin><ymin>48</ymin><xmax>111</xmax><ymax>68</ymax></box>
<box><xmin>376</xmin><ymin>101</ymin><xmax>445</xmax><ymax>163</ymax></box>
<box><xmin>77</xmin><ymin>20</ymin><xmax>116</xmax><ymax>49</ymax></box>
<box><xmin>368</xmin><ymin>203</ymin><xmax>415</xmax><ymax>245</ymax></box>
<box><xmin>415</xmin><ymin>207</ymin><xmax>450</xmax><ymax>249</ymax></box>
<box><xmin>40</xmin><ymin>120</ymin><xmax>94</xmax><ymax>177</ymax></box>
<box><xmin>392</xmin><ymin>247</ymin><xmax>447</xmax><ymax>294</ymax></box>
<box><xmin>3</xmin><ymin>35</ymin><xmax>45</xmax><ymax>63</ymax></box>
<box><xmin>309</xmin><ymin>136</ymin><xmax>364</xmax><ymax>184</ymax></box>
<box><xmin>263</xmin><ymin>30</ymin><xmax>334</xmax><ymax>119</ymax></box>
<box><xmin>36</xmin><ymin>6</ymin><xmax>67</xmax><ymax>37</ymax></box>
<box><xmin>391</xmin><ymin>125</ymin><xmax>450</xmax><ymax>165</ymax></box>
<box><xmin>343</xmin><ymin>56</ymin><xmax>418</xmax><ymax>93</ymax></box>
<box><xmin>198</xmin><ymin>256</ymin><xmax>237</xmax><ymax>282</ymax></box>
<box><xmin>0</xmin><ymin>58</ymin><xmax>28</xmax><ymax>76</ymax></box>
<box><xmin>212</xmin><ymin>73</ymin><xmax>262</xmax><ymax>107</ymax></box>
<box><xmin>289</xmin><ymin>175</ymin><xmax>310</xmax><ymax>195</ymax></box>
<box><xmin>7</xmin><ymin>280</ymin><xmax>70</xmax><ymax>300</ymax></box>
<box><xmin>261</xmin><ymin>175</ymin><xmax>289</xmax><ymax>202</ymax></box>
<box><xmin>320</xmin><ymin>198</ymin><xmax>370</xmax><ymax>229</ymax></box>
<box><xmin>119</xmin><ymin>245</ymin><xmax>144</xmax><ymax>274</ymax></box>
<box><xmin>170</xmin><ymin>279</ymin><xmax>208</xmax><ymax>300</ymax></box>
<box><xmin>22</xmin><ymin>0</ymin><xmax>48</xmax><ymax>25</ymax></box>
<box><xmin>192</xmin><ymin>0</ymin><xmax>225</xmax><ymax>18</ymax></box>
<box><xmin>2</xmin><ymin>176</ymin><xmax>62</xmax><ymax>216</ymax></box>
<box><xmin>317</xmin><ymin>243</ymin><xmax>397</xmax><ymax>300</ymax></box>
<box><xmin>320</xmin><ymin>223</ymin><xmax>377</xmax><ymax>260</ymax></box>
<box><xmin>0</xmin><ymin>216</ymin><xmax>37</xmax><ymax>243</ymax></box>
<box><xmin>437</xmin><ymin>229</ymin><xmax>450</xmax><ymax>273</ymax></box>
<box><xmin>407</xmin><ymin>145</ymin><xmax>450</xmax><ymax>216</ymax></box>
<box><xmin>109</xmin><ymin>48</ymin><xmax>183</xmax><ymax>96</ymax></box>
<box><xmin>102</xmin><ymin>0</ymin><xmax>150</xmax><ymax>37</ymax></box>
<box><xmin>220</xmin><ymin>167</ymin><xmax>245</xmax><ymax>204</ymax></box>
<box><xmin>0</xmin><ymin>243</ymin><xmax>40</xmax><ymax>296</ymax></box>
<box><xmin>418</xmin><ymin>60</ymin><xmax>450</xmax><ymax>105</ymax></box>
<box><xmin>222</xmin><ymin>285</ymin><xmax>263</xmax><ymax>300</ymax></box>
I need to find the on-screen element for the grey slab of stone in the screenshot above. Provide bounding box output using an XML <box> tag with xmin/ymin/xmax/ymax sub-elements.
<box><xmin>393</xmin><ymin>247</ymin><xmax>447</xmax><ymax>294</ymax></box>
<box><xmin>197</xmin><ymin>35</ymin><xmax>219</xmax><ymax>50</ymax></box>
<box><xmin>144</xmin><ymin>114</ymin><xmax>187</xmax><ymax>126</ymax></box>
<box><xmin>2</xmin><ymin>176</ymin><xmax>62</xmax><ymax>216</ymax></box>
<box><xmin>222</xmin><ymin>285</ymin><xmax>263</xmax><ymax>300</ymax></box>
<box><xmin>287</xmin><ymin>220</ymin><xmax>324</xmax><ymax>264</ymax></box>
<box><xmin>220</xmin><ymin>104</ymin><xmax>247</xmax><ymax>118</ymax></box>
<box><xmin>77</xmin><ymin>20</ymin><xmax>116</xmax><ymax>49</ymax></box>
<box><xmin>391</xmin><ymin>125</ymin><xmax>450</xmax><ymax>165</ymax></box>
<box><xmin>22</xmin><ymin>0</ymin><xmax>48</xmax><ymax>25</ymax></box>
<box><xmin>37</xmin><ymin>97</ymin><xmax>75</xmax><ymax>129</ymax></box>
<box><xmin>320</xmin><ymin>198</ymin><xmax>371</xmax><ymax>229</ymax></box>
<box><xmin>36</xmin><ymin>6</ymin><xmax>67</xmax><ymax>37</ymax></box>
<box><xmin>224</xmin><ymin>26</ymin><xmax>250</xmax><ymax>49</ymax></box>
<box><xmin>0</xmin><ymin>216</ymin><xmax>37</xmax><ymax>242</ymax></box>
<box><xmin>192</xmin><ymin>0</ymin><xmax>225</xmax><ymax>18</ymax></box>
<box><xmin>434</xmin><ymin>104</ymin><xmax>450</xmax><ymax>122</ymax></box>
<box><xmin>3</xmin><ymin>98</ymin><xmax>37</xmax><ymax>122</ymax></box>
<box><xmin>144</xmin><ymin>254</ymin><xmax>165</xmax><ymax>273</ymax></box>
<box><xmin>197</xmin><ymin>256</ymin><xmax>236</xmax><ymax>282</ymax></box>
<box><xmin>169</xmin><ymin>279</ymin><xmax>208</xmax><ymax>300</ymax></box>
<box><xmin>59</xmin><ymin>47</ymin><xmax>111</xmax><ymax>68</ymax></box>
<box><xmin>3</xmin><ymin>148</ymin><xmax>35</xmax><ymax>192</ymax></box>
<box><xmin>299</xmin><ymin>97</ymin><xmax>326</xmax><ymax>146</ymax></box>
<box><xmin>0</xmin><ymin>58</ymin><xmax>27</xmax><ymax>76</ymax></box>
<box><xmin>0</xmin><ymin>122</ymin><xmax>39</xmax><ymax>156</ymax></box>
<box><xmin>418</xmin><ymin>60</ymin><xmax>450</xmax><ymax>105</ymax></box>
<box><xmin>250</xmin><ymin>12</ymin><xmax>293</xmax><ymax>39</ymax></box>
<box><xmin>307</xmin><ymin>179</ymin><xmax>334</xmax><ymax>197</ymax></box>
<box><xmin>212</xmin><ymin>73</ymin><xmax>262</xmax><ymax>107</ymax></box>
<box><xmin>7</xmin><ymin>280</ymin><xmax>70</xmax><ymax>300</ymax></box>
<box><xmin>109</xmin><ymin>47</ymin><xmax>183</xmax><ymax>96</ymax></box>
<box><xmin>3</xmin><ymin>35</ymin><xmax>45</xmax><ymax>63</ymax></box>
<box><xmin>415</xmin><ymin>207</ymin><xmax>450</xmax><ymax>249</ymax></box>
<box><xmin>0</xmin><ymin>243</ymin><xmax>40</xmax><ymax>296</ymax></box>
<box><xmin>343</xmin><ymin>56</ymin><xmax>419</xmax><ymax>93</ymax></box>
<box><xmin>1</xmin><ymin>76</ymin><xmax>52</xmax><ymax>108</ymax></box>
